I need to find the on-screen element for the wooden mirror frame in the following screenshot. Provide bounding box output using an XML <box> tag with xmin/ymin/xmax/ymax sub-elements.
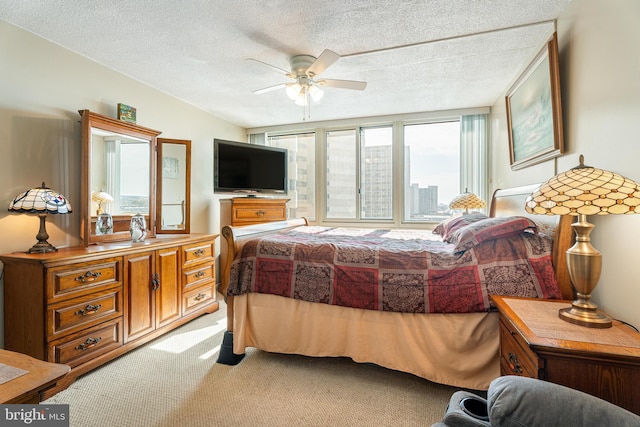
<box><xmin>156</xmin><ymin>138</ymin><xmax>191</xmax><ymax>234</ymax></box>
<box><xmin>80</xmin><ymin>110</ymin><xmax>161</xmax><ymax>246</ymax></box>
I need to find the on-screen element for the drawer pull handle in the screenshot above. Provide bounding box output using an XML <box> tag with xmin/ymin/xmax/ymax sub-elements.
<box><xmin>256</xmin><ymin>210</ymin><xmax>266</xmax><ymax>216</ymax></box>
<box><xmin>75</xmin><ymin>304</ymin><xmax>103</xmax><ymax>316</ymax></box>
<box><xmin>151</xmin><ymin>273</ymin><xmax>160</xmax><ymax>291</ymax></box>
<box><xmin>75</xmin><ymin>337</ymin><xmax>102</xmax><ymax>351</ymax></box>
<box><xmin>508</xmin><ymin>352</ymin><xmax>523</xmax><ymax>374</ymax></box>
<box><xmin>193</xmin><ymin>249</ymin><xmax>206</xmax><ymax>257</ymax></box>
<box><xmin>194</xmin><ymin>293</ymin><xmax>206</xmax><ymax>301</ymax></box>
<box><xmin>76</xmin><ymin>271</ymin><xmax>102</xmax><ymax>283</ymax></box>
<box><xmin>194</xmin><ymin>271</ymin><xmax>206</xmax><ymax>279</ymax></box>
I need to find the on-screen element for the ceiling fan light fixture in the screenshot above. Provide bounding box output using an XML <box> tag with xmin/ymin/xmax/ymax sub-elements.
<box><xmin>309</xmin><ymin>85</ymin><xmax>324</xmax><ymax>102</ymax></box>
<box><xmin>251</xmin><ymin>49</ymin><xmax>366</xmax><ymax>119</ymax></box>
<box><xmin>294</xmin><ymin>89</ymin><xmax>308</xmax><ymax>106</ymax></box>
<box><xmin>286</xmin><ymin>83</ymin><xmax>302</xmax><ymax>100</ymax></box>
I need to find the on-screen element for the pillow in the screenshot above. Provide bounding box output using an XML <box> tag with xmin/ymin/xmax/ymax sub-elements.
<box><xmin>450</xmin><ymin>216</ymin><xmax>537</xmax><ymax>252</ymax></box>
<box><xmin>432</xmin><ymin>212</ymin><xmax>488</xmax><ymax>241</ymax></box>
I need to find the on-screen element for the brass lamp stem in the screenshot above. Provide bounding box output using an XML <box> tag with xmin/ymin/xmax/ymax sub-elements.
<box><xmin>560</xmin><ymin>214</ymin><xmax>612</xmax><ymax>328</ymax></box>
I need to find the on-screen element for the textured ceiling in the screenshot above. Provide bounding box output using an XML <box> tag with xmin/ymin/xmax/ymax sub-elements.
<box><xmin>0</xmin><ymin>0</ymin><xmax>572</xmax><ymax>129</ymax></box>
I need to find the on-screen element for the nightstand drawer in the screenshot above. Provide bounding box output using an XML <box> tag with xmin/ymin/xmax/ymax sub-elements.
<box><xmin>499</xmin><ymin>318</ymin><xmax>539</xmax><ymax>377</ymax></box>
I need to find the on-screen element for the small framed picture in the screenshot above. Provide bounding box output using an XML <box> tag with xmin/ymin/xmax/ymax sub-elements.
<box><xmin>117</xmin><ymin>103</ymin><xmax>137</xmax><ymax>123</ymax></box>
<box><xmin>163</xmin><ymin>156</ymin><xmax>179</xmax><ymax>179</ymax></box>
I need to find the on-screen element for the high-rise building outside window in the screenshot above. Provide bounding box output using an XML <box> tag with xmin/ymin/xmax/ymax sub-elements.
<box><xmin>403</xmin><ymin>121</ymin><xmax>460</xmax><ymax>222</ymax></box>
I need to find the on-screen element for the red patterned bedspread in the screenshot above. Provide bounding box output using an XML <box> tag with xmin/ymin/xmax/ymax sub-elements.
<box><xmin>227</xmin><ymin>226</ymin><xmax>562</xmax><ymax>313</ymax></box>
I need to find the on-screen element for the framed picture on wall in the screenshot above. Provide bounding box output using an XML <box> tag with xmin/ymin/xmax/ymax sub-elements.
<box><xmin>162</xmin><ymin>156</ymin><xmax>179</xmax><ymax>179</ymax></box>
<box><xmin>506</xmin><ymin>32</ymin><xmax>564</xmax><ymax>170</ymax></box>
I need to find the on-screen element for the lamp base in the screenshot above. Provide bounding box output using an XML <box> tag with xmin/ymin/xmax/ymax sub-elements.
<box><xmin>27</xmin><ymin>240</ymin><xmax>58</xmax><ymax>254</ymax></box>
<box><xmin>558</xmin><ymin>305</ymin><xmax>612</xmax><ymax>329</ymax></box>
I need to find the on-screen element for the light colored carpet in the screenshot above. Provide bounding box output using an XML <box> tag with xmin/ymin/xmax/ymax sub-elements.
<box><xmin>44</xmin><ymin>300</ymin><xmax>461</xmax><ymax>426</ymax></box>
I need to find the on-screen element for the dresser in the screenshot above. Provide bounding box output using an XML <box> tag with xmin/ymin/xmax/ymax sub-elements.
<box><xmin>493</xmin><ymin>295</ymin><xmax>640</xmax><ymax>415</ymax></box>
<box><xmin>1</xmin><ymin>234</ymin><xmax>218</xmax><ymax>399</ymax></box>
<box><xmin>219</xmin><ymin>198</ymin><xmax>288</xmax><ymax>283</ymax></box>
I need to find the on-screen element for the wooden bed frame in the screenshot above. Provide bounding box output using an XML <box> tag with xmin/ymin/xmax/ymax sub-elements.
<box><xmin>216</xmin><ymin>184</ymin><xmax>574</xmax><ymax>387</ymax></box>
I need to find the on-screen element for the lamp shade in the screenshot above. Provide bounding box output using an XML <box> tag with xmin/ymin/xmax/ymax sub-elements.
<box><xmin>91</xmin><ymin>190</ymin><xmax>113</xmax><ymax>215</ymax></box>
<box><xmin>8</xmin><ymin>182</ymin><xmax>72</xmax><ymax>253</ymax></box>
<box><xmin>9</xmin><ymin>182</ymin><xmax>72</xmax><ymax>214</ymax></box>
<box><xmin>309</xmin><ymin>84</ymin><xmax>324</xmax><ymax>102</ymax></box>
<box><xmin>286</xmin><ymin>83</ymin><xmax>302</xmax><ymax>100</ymax></box>
<box><xmin>91</xmin><ymin>191</ymin><xmax>113</xmax><ymax>204</ymax></box>
<box><xmin>449</xmin><ymin>189</ymin><xmax>486</xmax><ymax>213</ymax></box>
<box><xmin>525</xmin><ymin>155</ymin><xmax>640</xmax><ymax>216</ymax></box>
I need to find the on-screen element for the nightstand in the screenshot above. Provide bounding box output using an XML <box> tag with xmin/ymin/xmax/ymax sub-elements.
<box><xmin>492</xmin><ymin>296</ymin><xmax>640</xmax><ymax>415</ymax></box>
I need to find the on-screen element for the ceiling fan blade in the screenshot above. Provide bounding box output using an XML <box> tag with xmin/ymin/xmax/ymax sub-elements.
<box><xmin>253</xmin><ymin>83</ymin><xmax>287</xmax><ymax>94</ymax></box>
<box><xmin>306</xmin><ymin>49</ymin><xmax>340</xmax><ymax>77</ymax></box>
<box><xmin>245</xmin><ymin>58</ymin><xmax>294</xmax><ymax>78</ymax></box>
<box><xmin>318</xmin><ymin>79</ymin><xmax>367</xmax><ymax>90</ymax></box>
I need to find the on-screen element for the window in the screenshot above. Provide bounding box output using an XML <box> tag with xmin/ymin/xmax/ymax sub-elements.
<box><xmin>326</xmin><ymin>130</ymin><xmax>357</xmax><ymax>218</ymax></box>
<box><xmin>325</xmin><ymin>127</ymin><xmax>393</xmax><ymax>220</ymax></box>
<box><xmin>403</xmin><ymin>121</ymin><xmax>460</xmax><ymax>222</ymax></box>
<box><xmin>267</xmin><ymin>133</ymin><xmax>316</xmax><ymax>220</ymax></box>
<box><xmin>360</xmin><ymin>127</ymin><xmax>393</xmax><ymax>219</ymax></box>
<box><xmin>253</xmin><ymin>111</ymin><xmax>486</xmax><ymax>226</ymax></box>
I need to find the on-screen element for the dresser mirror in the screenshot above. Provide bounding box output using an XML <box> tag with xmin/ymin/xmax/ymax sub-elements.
<box><xmin>80</xmin><ymin>110</ymin><xmax>161</xmax><ymax>246</ymax></box>
<box><xmin>156</xmin><ymin>138</ymin><xmax>191</xmax><ymax>234</ymax></box>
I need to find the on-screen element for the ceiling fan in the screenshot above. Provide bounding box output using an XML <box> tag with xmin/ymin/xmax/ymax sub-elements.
<box><xmin>248</xmin><ymin>49</ymin><xmax>367</xmax><ymax>107</ymax></box>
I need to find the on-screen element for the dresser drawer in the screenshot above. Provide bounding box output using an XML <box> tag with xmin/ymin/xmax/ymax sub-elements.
<box><xmin>47</xmin><ymin>257</ymin><xmax>121</xmax><ymax>302</ymax></box>
<box><xmin>182</xmin><ymin>284</ymin><xmax>215</xmax><ymax>315</ymax></box>
<box><xmin>232</xmin><ymin>206</ymin><xmax>286</xmax><ymax>224</ymax></box>
<box><xmin>48</xmin><ymin>318</ymin><xmax>123</xmax><ymax>368</ymax></box>
<box><xmin>499</xmin><ymin>318</ymin><xmax>540</xmax><ymax>378</ymax></box>
<box><xmin>183</xmin><ymin>262</ymin><xmax>215</xmax><ymax>291</ymax></box>
<box><xmin>182</xmin><ymin>241</ymin><xmax>214</xmax><ymax>268</ymax></box>
<box><xmin>47</xmin><ymin>287</ymin><xmax>123</xmax><ymax>340</ymax></box>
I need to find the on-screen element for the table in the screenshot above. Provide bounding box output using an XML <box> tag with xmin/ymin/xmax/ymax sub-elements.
<box><xmin>492</xmin><ymin>296</ymin><xmax>640</xmax><ymax>415</ymax></box>
<box><xmin>0</xmin><ymin>350</ymin><xmax>70</xmax><ymax>404</ymax></box>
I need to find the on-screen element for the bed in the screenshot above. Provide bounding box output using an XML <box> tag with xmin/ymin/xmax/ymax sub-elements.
<box><xmin>217</xmin><ymin>184</ymin><xmax>574</xmax><ymax>390</ymax></box>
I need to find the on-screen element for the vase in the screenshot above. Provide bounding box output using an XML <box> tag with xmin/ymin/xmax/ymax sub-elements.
<box><xmin>96</xmin><ymin>213</ymin><xmax>113</xmax><ymax>235</ymax></box>
<box><xmin>130</xmin><ymin>214</ymin><xmax>147</xmax><ymax>242</ymax></box>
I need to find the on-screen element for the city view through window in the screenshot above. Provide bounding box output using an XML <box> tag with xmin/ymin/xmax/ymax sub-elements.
<box><xmin>269</xmin><ymin>120</ymin><xmax>460</xmax><ymax>223</ymax></box>
<box><xmin>404</xmin><ymin>121</ymin><xmax>460</xmax><ymax>222</ymax></box>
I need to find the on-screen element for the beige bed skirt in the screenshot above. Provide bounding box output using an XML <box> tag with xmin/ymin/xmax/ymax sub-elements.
<box><xmin>232</xmin><ymin>293</ymin><xmax>500</xmax><ymax>390</ymax></box>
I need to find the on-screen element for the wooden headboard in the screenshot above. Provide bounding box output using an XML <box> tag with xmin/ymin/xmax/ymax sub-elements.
<box><xmin>490</xmin><ymin>184</ymin><xmax>574</xmax><ymax>299</ymax></box>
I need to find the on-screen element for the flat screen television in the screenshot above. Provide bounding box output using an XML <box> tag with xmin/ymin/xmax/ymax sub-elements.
<box><xmin>214</xmin><ymin>139</ymin><xmax>287</xmax><ymax>195</ymax></box>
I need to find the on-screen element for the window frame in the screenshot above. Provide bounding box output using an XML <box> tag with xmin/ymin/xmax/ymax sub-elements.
<box><xmin>250</xmin><ymin>108</ymin><xmax>488</xmax><ymax>229</ymax></box>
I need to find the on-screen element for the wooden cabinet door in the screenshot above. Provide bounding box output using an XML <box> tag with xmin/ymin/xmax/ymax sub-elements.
<box><xmin>155</xmin><ymin>247</ymin><xmax>181</xmax><ymax>328</ymax></box>
<box><xmin>124</xmin><ymin>251</ymin><xmax>155</xmax><ymax>342</ymax></box>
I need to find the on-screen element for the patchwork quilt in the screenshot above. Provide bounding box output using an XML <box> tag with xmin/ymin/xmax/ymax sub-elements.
<box><xmin>227</xmin><ymin>225</ymin><xmax>562</xmax><ymax>314</ymax></box>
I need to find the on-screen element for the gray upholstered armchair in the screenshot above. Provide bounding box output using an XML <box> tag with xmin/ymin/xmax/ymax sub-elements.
<box><xmin>432</xmin><ymin>376</ymin><xmax>640</xmax><ymax>427</ymax></box>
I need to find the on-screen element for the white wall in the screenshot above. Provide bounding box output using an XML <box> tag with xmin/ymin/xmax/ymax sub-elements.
<box><xmin>489</xmin><ymin>0</ymin><xmax>640</xmax><ymax>328</ymax></box>
<box><xmin>0</xmin><ymin>21</ymin><xmax>245</xmax><ymax>347</ymax></box>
